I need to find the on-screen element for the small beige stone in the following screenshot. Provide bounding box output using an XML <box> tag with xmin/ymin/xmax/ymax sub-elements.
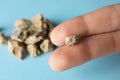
<box><xmin>25</xmin><ymin>19</ymin><xmax>31</xmax><ymax>26</ymax></box>
<box><xmin>42</xmin><ymin>22</ymin><xmax>48</xmax><ymax>30</ymax></box>
<box><xmin>27</xmin><ymin>44</ymin><xmax>41</xmax><ymax>57</ymax></box>
<box><xmin>33</xmin><ymin>21</ymin><xmax>43</xmax><ymax>29</ymax></box>
<box><xmin>43</xmin><ymin>19</ymin><xmax>54</xmax><ymax>36</ymax></box>
<box><xmin>27</xmin><ymin>28</ymin><xmax>36</xmax><ymax>35</ymax></box>
<box><xmin>14</xmin><ymin>19</ymin><xmax>31</xmax><ymax>30</ymax></box>
<box><xmin>45</xmin><ymin>19</ymin><xmax>54</xmax><ymax>31</ymax></box>
<box><xmin>33</xmin><ymin>26</ymin><xmax>47</xmax><ymax>37</ymax></box>
<box><xmin>8</xmin><ymin>40</ymin><xmax>26</xmax><ymax>59</ymax></box>
<box><xmin>25</xmin><ymin>35</ymin><xmax>43</xmax><ymax>44</ymax></box>
<box><xmin>0</xmin><ymin>13</ymin><xmax>55</xmax><ymax>60</ymax></box>
<box><xmin>31</xmin><ymin>14</ymin><xmax>43</xmax><ymax>24</ymax></box>
<box><xmin>40</xmin><ymin>39</ymin><xmax>53</xmax><ymax>52</ymax></box>
<box><xmin>65</xmin><ymin>34</ymin><xmax>81</xmax><ymax>46</ymax></box>
<box><xmin>0</xmin><ymin>33</ymin><xmax>8</xmax><ymax>44</ymax></box>
<box><xmin>11</xmin><ymin>29</ymin><xmax>28</xmax><ymax>42</ymax></box>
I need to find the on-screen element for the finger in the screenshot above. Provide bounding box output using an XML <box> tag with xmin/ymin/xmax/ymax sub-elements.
<box><xmin>50</xmin><ymin>4</ymin><xmax>120</xmax><ymax>46</ymax></box>
<box><xmin>49</xmin><ymin>30</ymin><xmax>120</xmax><ymax>72</ymax></box>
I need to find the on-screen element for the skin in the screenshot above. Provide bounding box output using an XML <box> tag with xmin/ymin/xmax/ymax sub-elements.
<box><xmin>49</xmin><ymin>4</ymin><xmax>120</xmax><ymax>72</ymax></box>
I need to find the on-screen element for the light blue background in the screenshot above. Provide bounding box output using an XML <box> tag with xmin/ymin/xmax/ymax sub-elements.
<box><xmin>0</xmin><ymin>0</ymin><xmax>120</xmax><ymax>80</ymax></box>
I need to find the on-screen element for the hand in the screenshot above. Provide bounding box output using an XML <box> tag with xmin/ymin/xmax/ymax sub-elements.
<box><xmin>49</xmin><ymin>4</ymin><xmax>120</xmax><ymax>72</ymax></box>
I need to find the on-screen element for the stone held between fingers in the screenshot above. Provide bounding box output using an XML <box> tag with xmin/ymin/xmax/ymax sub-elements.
<box><xmin>65</xmin><ymin>34</ymin><xmax>81</xmax><ymax>46</ymax></box>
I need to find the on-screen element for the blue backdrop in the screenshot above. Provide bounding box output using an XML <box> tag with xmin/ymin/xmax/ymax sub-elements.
<box><xmin>0</xmin><ymin>0</ymin><xmax>120</xmax><ymax>80</ymax></box>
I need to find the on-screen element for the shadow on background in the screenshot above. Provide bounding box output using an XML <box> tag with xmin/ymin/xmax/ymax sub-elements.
<box><xmin>0</xmin><ymin>26</ymin><xmax>6</xmax><ymax>32</ymax></box>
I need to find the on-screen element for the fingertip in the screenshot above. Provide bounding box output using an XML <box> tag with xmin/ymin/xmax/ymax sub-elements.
<box><xmin>50</xmin><ymin>16</ymin><xmax>87</xmax><ymax>47</ymax></box>
<box><xmin>48</xmin><ymin>56</ymin><xmax>65</xmax><ymax>72</ymax></box>
<box><xmin>50</xmin><ymin>24</ymin><xmax>66</xmax><ymax>46</ymax></box>
<box><xmin>48</xmin><ymin>48</ymin><xmax>71</xmax><ymax>72</ymax></box>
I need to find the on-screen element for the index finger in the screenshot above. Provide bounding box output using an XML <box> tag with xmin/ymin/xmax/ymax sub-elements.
<box><xmin>50</xmin><ymin>4</ymin><xmax>120</xmax><ymax>46</ymax></box>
